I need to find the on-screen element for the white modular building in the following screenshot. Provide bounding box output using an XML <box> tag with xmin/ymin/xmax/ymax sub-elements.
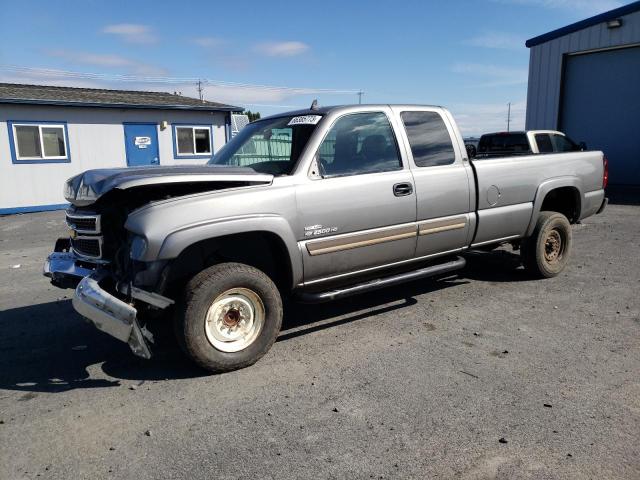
<box><xmin>0</xmin><ymin>83</ymin><xmax>241</xmax><ymax>213</ymax></box>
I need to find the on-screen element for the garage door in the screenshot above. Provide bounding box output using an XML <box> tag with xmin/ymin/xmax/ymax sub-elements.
<box><xmin>560</xmin><ymin>46</ymin><xmax>640</xmax><ymax>186</ymax></box>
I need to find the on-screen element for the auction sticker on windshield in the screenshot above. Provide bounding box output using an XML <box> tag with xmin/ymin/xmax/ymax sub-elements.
<box><xmin>288</xmin><ymin>115</ymin><xmax>322</xmax><ymax>126</ymax></box>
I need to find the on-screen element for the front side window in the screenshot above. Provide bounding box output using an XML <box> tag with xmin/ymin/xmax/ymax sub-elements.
<box><xmin>535</xmin><ymin>134</ymin><xmax>554</xmax><ymax>153</ymax></box>
<box><xmin>209</xmin><ymin>115</ymin><xmax>318</xmax><ymax>175</ymax></box>
<box><xmin>550</xmin><ymin>134</ymin><xmax>579</xmax><ymax>152</ymax></box>
<box><xmin>400</xmin><ymin>111</ymin><xmax>455</xmax><ymax>167</ymax></box>
<box><xmin>175</xmin><ymin>126</ymin><xmax>212</xmax><ymax>157</ymax></box>
<box><xmin>317</xmin><ymin>112</ymin><xmax>402</xmax><ymax>177</ymax></box>
<box><xmin>10</xmin><ymin>122</ymin><xmax>69</xmax><ymax>162</ymax></box>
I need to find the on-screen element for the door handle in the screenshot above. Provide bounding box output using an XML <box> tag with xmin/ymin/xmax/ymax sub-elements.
<box><xmin>393</xmin><ymin>182</ymin><xmax>413</xmax><ymax>197</ymax></box>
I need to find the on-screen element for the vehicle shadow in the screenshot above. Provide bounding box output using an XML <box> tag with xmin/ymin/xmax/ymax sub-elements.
<box><xmin>461</xmin><ymin>248</ymin><xmax>531</xmax><ymax>283</ymax></box>
<box><xmin>0</xmin><ymin>251</ymin><xmax>524</xmax><ymax>392</ymax></box>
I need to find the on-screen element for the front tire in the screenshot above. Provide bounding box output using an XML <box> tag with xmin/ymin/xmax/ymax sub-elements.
<box><xmin>175</xmin><ymin>262</ymin><xmax>283</xmax><ymax>373</ymax></box>
<box><xmin>521</xmin><ymin>211</ymin><xmax>572</xmax><ymax>278</ymax></box>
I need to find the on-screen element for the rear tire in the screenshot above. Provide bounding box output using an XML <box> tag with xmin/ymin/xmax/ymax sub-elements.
<box><xmin>521</xmin><ymin>211</ymin><xmax>572</xmax><ymax>278</ymax></box>
<box><xmin>175</xmin><ymin>262</ymin><xmax>283</xmax><ymax>373</ymax></box>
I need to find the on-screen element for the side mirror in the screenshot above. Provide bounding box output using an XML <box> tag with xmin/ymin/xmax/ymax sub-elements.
<box><xmin>579</xmin><ymin>141</ymin><xmax>587</xmax><ymax>151</ymax></box>
<box><xmin>465</xmin><ymin>144</ymin><xmax>477</xmax><ymax>159</ymax></box>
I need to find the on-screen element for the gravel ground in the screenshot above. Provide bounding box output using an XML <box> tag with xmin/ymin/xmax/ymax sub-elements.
<box><xmin>0</xmin><ymin>205</ymin><xmax>639</xmax><ymax>479</ymax></box>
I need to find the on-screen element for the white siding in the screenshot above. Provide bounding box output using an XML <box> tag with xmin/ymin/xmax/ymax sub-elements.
<box><xmin>526</xmin><ymin>9</ymin><xmax>640</xmax><ymax>129</ymax></box>
<box><xmin>0</xmin><ymin>105</ymin><xmax>229</xmax><ymax>210</ymax></box>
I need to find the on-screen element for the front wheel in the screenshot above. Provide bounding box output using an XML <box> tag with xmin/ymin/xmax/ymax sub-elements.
<box><xmin>521</xmin><ymin>211</ymin><xmax>572</xmax><ymax>278</ymax></box>
<box><xmin>175</xmin><ymin>262</ymin><xmax>283</xmax><ymax>372</ymax></box>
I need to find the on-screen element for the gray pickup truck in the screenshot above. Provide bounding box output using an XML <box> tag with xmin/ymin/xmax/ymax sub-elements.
<box><xmin>44</xmin><ymin>104</ymin><xmax>608</xmax><ymax>372</ymax></box>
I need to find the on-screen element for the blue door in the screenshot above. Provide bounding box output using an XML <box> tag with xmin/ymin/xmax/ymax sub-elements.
<box><xmin>124</xmin><ymin>123</ymin><xmax>159</xmax><ymax>166</ymax></box>
<box><xmin>560</xmin><ymin>46</ymin><xmax>640</xmax><ymax>186</ymax></box>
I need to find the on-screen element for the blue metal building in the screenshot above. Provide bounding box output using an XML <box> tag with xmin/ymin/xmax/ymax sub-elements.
<box><xmin>525</xmin><ymin>1</ymin><xmax>640</xmax><ymax>189</ymax></box>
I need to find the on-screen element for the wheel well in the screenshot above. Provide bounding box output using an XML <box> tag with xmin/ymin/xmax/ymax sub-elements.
<box><xmin>166</xmin><ymin>231</ymin><xmax>293</xmax><ymax>293</ymax></box>
<box><xmin>540</xmin><ymin>187</ymin><xmax>580</xmax><ymax>223</ymax></box>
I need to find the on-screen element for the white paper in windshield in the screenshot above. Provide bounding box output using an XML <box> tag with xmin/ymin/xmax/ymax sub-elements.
<box><xmin>287</xmin><ymin>115</ymin><xmax>322</xmax><ymax>126</ymax></box>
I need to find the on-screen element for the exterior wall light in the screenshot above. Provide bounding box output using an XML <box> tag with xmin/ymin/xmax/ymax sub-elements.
<box><xmin>606</xmin><ymin>19</ymin><xmax>623</xmax><ymax>29</ymax></box>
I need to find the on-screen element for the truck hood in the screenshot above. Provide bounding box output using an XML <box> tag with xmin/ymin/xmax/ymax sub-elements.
<box><xmin>64</xmin><ymin>165</ymin><xmax>274</xmax><ymax>206</ymax></box>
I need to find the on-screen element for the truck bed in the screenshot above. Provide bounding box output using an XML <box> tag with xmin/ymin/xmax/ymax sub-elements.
<box><xmin>470</xmin><ymin>151</ymin><xmax>605</xmax><ymax>246</ymax></box>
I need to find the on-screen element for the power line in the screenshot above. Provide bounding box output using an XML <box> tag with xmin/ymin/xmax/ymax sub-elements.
<box><xmin>0</xmin><ymin>65</ymin><xmax>361</xmax><ymax>95</ymax></box>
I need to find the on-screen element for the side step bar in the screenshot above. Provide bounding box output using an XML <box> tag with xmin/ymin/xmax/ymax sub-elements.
<box><xmin>296</xmin><ymin>256</ymin><xmax>466</xmax><ymax>304</ymax></box>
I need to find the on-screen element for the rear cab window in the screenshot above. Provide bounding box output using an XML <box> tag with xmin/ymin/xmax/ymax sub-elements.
<box><xmin>400</xmin><ymin>111</ymin><xmax>455</xmax><ymax>167</ymax></box>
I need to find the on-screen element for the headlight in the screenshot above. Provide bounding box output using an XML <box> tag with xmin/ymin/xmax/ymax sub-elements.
<box><xmin>129</xmin><ymin>235</ymin><xmax>148</xmax><ymax>260</ymax></box>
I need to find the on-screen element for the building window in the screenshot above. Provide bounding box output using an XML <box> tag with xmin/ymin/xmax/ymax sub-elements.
<box><xmin>8</xmin><ymin>121</ymin><xmax>70</xmax><ymax>163</ymax></box>
<box><xmin>174</xmin><ymin>125</ymin><xmax>212</xmax><ymax>157</ymax></box>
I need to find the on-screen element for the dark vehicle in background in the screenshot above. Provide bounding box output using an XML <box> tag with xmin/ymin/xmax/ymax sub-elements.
<box><xmin>474</xmin><ymin>130</ymin><xmax>586</xmax><ymax>159</ymax></box>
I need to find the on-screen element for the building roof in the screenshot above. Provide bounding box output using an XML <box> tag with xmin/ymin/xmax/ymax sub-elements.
<box><xmin>0</xmin><ymin>83</ymin><xmax>242</xmax><ymax>112</ymax></box>
<box><xmin>526</xmin><ymin>1</ymin><xmax>640</xmax><ymax>47</ymax></box>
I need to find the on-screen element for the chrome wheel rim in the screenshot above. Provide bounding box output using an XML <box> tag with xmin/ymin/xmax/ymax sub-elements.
<box><xmin>544</xmin><ymin>229</ymin><xmax>564</xmax><ymax>263</ymax></box>
<box><xmin>204</xmin><ymin>288</ymin><xmax>265</xmax><ymax>352</ymax></box>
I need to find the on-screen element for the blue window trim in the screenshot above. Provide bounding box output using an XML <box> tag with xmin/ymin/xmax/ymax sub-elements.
<box><xmin>0</xmin><ymin>203</ymin><xmax>69</xmax><ymax>215</ymax></box>
<box><xmin>7</xmin><ymin>120</ymin><xmax>71</xmax><ymax>164</ymax></box>
<box><xmin>172</xmin><ymin>123</ymin><xmax>214</xmax><ymax>160</ymax></box>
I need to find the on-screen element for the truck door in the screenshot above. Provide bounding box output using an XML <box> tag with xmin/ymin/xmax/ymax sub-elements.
<box><xmin>393</xmin><ymin>108</ymin><xmax>473</xmax><ymax>258</ymax></box>
<box><xmin>296</xmin><ymin>110</ymin><xmax>417</xmax><ymax>284</ymax></box>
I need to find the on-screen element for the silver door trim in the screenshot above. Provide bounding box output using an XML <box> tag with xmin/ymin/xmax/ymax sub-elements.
<box><xmin>305</xmin><ymin>223</ymin><xmax>417</xmax><ymax>256</ymax></box>
<box><xmin>417</xmin><ymin>214</ymin><xmax>468</xmax><ymax>236</ymax></box>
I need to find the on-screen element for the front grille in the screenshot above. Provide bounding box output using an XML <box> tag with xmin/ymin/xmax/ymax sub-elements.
<box><xmin>71</xmin><ymin>236</ymin><xmax>102</xmax><ymax>259</ymax></box>
<box><xmin>66</xmin><ymin>213</ymin><xmax>101</xmax><ymax>233</ymax></box>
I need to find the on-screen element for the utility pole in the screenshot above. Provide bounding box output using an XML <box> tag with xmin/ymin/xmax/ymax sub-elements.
<box><xmin>507</xmin><ymin>102</ymin><xmax>511</xmax><ymax>132</ymax></box>
<box><xmin>196</xmin><ymin>79</ymin><xmax>204</xmax><ymax>102</ymax></box>
<box><xmin>357</xmin><ymin>90</ymin><xmax>364</xmax><ymax>104</ymax></box>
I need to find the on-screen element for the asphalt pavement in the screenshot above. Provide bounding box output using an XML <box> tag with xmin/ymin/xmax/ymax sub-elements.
<box><xmin>1</xmin><ymin>205</ymin><xmax>638</xmax><ymax>479</ymax></box>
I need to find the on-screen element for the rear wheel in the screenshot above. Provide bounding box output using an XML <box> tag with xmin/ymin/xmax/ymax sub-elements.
<box><xmin>521</xmin><ymin>211</ymin><xmax>572</xmax><ymax>278</ymax></box>
<box><xmin>175</xmin><ymin>262</ymin><xmax>283</xmax><ymax>372</ymax></box>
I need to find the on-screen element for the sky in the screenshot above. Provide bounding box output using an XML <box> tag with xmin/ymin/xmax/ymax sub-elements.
<box><xmin>0</xmin><ymin>0</ymin><xmax>626</xmax><ymax>136</ymax></box>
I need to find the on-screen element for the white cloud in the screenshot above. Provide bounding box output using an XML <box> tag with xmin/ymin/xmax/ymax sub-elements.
<box><xmin>467</xmin><ymin>31</ymin><xmax>527</xmax><ymax>50</ymax></box>
<box><xmin>492</xmin><ymin>0</ymin><xmax>623</xmax><ymax>15</ymax></box>
<box><xmin>452</xmin><ymin>62</ymin><xmax>528</xmax><ymax>87</ymax></box>
<box><xmin>102</xmin><ymin>24</ymin><xmax>157</xmax><ymax>44</ymax></box>
<box><xmin>192</xmin><ymin>37</ymin><xmax>226</xmax><ymax>48</ymax></box>
<box><xmin>450</xmin><ymin>100</ymin><xmax>526</xmax><ymax>137</ymax></box>
<box><xmin>253</xmin><ymin>41</ymin><xmax>310</xmax><ymax>57</ymax></box>
<box><xmin>46</xmin><ymin>49</ymin><xmax>167</xmax><ymax>75</ymax></box>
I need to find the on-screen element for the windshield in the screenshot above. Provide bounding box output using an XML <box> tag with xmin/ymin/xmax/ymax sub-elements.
<box><xmin>208</xmin><ymin>115</ymin><xmax>321</xmax><ymax>175</ymax></box>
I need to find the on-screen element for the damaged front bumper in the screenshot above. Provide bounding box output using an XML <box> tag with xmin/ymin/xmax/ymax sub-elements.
<box><xmin>73</xmin><ymin>271</ymin><xmax>151</xmax><ymax>359</ymax></box>
<box><xmin>43</xmin><ymin>244</ymin><xmax>154</xmax><ymax>359</ymax></box>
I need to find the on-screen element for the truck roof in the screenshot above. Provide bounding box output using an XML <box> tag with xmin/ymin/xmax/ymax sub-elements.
<box><xmin>480</xmin><ymin>130</ymin><xmax>564</xmax><ymax>137</ymax></box>
<box><xmin>260</xmin><ymin>104</ymin><xmax>444</xmax><ymax>121</ymax></box>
